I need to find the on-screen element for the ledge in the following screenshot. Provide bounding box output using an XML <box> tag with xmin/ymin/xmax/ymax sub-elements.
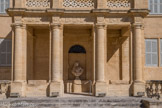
<box><xmin>7</xmin><ymin>8</ymin><xmax>150</xmax><ymax>16</ymax></box>
<box><xmin>110</xmin><ymin>80</ymin><xmax>129</xmax><ymax>84</ymax></box>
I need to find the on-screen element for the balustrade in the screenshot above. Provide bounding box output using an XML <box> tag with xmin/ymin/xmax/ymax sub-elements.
<box><xmin>63</xmin><ymin>0</ymin><xmax>94</xmax><ymax>8</ymax></box>
<box><xmin>107</xmin><ymin>0</ymin><xmax>131</xmax><ymax>9</ymax></box>
<box><xmin>26</xmin><ymin>0</ymin><xmax>51</xmax><ymax>8</ymax></box>
<box><xmin>146</xmin><ymin>80</ymin><xmax>162</xmax><ymax>100</ymax></box>
<box><xmin>11</xmin><ymin>0</ymin><xmax>132</xmax><ymax>9</ymax></box>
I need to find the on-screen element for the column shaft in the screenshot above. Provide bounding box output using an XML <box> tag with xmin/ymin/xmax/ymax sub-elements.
<box><xmin>14</xmin><ymin>24</ymin><xmax>27</xmax><ymax>81</ymax></box>
<box><xmin>96</xmin><ymin>24</ymin><xmax>105</xmax><ymax>82</ymax></box>
<box><xmin>134</xmin><ymin>24</ymin><xmax>143</xmax><ymax>82</ymax></box>
<box><xmin>51</xmin><ymin>24</ymin><xmax>62</xmax><ymax>82</ymax></box>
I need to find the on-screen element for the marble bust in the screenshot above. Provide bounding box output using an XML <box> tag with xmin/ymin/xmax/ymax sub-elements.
<box><xmin>71</xmin><ymin>62</ymin><xmax>84</xmax><ymax>80</ymax></box>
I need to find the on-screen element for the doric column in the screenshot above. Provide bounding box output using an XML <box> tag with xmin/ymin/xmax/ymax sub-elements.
<box><xmin>133</xmin><ymin>23</ymin><xmax>143</xmax><ymax>82</ymax></box>
<box><xmin>49</xmin><ymin>23</ymin><xmax>64</xmax><ymax>97</ymax></box>
<box><xmin>10</xmin><ymin>23</ymin><xmax>27</xmax><ymax>97</ymax></box>
<box><xmin>13</xmin><ymin>24</ymin><xmax>27</xmax><ymax>82</ymax></box>
<box><xmin>51</xmin><ymin>23</ymin><xmax>62</xmax><ymax>82</ymax></box>
<box><xmin>95</xmin><ymin>23</ymin><xmax>107</xmax><ymax>96</ymax></box>
<box><xmin>133</xmin><ymin>23</ymin><xmax>145</xmax><ymax>96</ymax></box>
<box><xmin>96</xmin><ymin>24</ymin><xmax>106</xmax><ymax>82</ymax></box>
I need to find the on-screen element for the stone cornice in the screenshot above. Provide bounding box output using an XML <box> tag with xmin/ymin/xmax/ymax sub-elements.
<box><xmin>129</xmin><ymin>9</ymin><xmax>150</xmax><ymax>17</ymax></box>
<box><xmin>7</xmin><ymin>8</ymin><xmax>150</xmax><ymax>17</ymax></box>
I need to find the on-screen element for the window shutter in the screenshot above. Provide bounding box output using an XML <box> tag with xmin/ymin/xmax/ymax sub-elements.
<box><xmin>7</xmin><ymin>40</ymin><xmax>11</xmax><ymax>52</ymax></box>
<box><xmin>145</xmin><ymin>40</ymin><xmax>151</xmax><ymax>52</ymax></box>
<box><xmin>145</xmin><ymin>39</ymin><xmax>158</xmax><ymax>66</ymax></box>
<box><xmin>160</xmin><ymin>39</ymin><xmax>162</xmax><ymax>66</ymax></box>
<box><xmin>5</xmin><ymin>0</ymin><xmax>9</xmax><ymax>9</ymax></box>
<box><xmin>146</xmin><ymin>53</ymin><xmax>152</xmax><ymax>65</ymax></box>
<box><xmin>1</xmin><ymin>0</ymin><xmax>4</xmax><ymax>13</ymax></box>
<box><xmin>152</xmin><ymin>53</ymin><xmax>158</xmax><ymax>65</ymax></box>
<box><xmin>160</xmin><ymin>0</ymin><xmax>162</xmax><ymax>13</ymax></box>
<box><xmin>0</xmin><ymin>39</ymin><xmax>12</xmax><ymax>66</ymax></box>
<box><xmin>154</xmin><ymin>0</ymin><xmax>158</xmax><ymax>13</ymax></box>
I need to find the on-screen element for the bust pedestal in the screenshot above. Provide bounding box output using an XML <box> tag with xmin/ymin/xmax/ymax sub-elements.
<box><xmin>73</xmin><ymin>80</ymin><xmax>82</xmax><ymax>93</ymax></box>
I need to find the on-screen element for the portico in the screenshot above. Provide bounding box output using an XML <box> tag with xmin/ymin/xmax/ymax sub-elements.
<box><xmin>6</xmin><ymin>0</ymin><xmax>149</xmax><ymax>98</ymax></box>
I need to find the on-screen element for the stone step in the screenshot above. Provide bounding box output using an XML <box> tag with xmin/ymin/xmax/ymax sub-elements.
<box><xmin>0</xmin><ymin>97</ymin><xmax>145</xmax><ymax>108</ymax></box>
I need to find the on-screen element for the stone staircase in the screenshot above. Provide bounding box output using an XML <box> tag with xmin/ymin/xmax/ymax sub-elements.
<box><xmin>0</xmin><ymin>96</ymin><xmax>147</xmax><ymax>108</ymax></box>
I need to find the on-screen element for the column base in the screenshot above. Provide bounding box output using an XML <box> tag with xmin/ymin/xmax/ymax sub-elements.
<box><xmin>133</xmin><ymin>81</ymin><xmax>145</xmax><ymax>97</ymax></box>
<box><xmin>49</xmin><ymin>81</ymin><xmax>64</xmax><ymax>97</ymax></box>
<box><xmin>95</xmin><ymin>81</ymin><xmax>108</xmax><ymax>97</ymax></box>
<box><xmin>10</xmin><ymin>82</ymin><xmax>26</xmax><ymax>97</ymax></box>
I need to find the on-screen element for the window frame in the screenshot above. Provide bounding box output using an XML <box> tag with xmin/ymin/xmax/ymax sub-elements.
<box><xmin>0</xmin><ymin>0</ymin><xmax>9</xmax><ymax>14</ymax></box>
<box><xmin>0</xmin><ymin>39</ymin><xmax>12</xmax><ymax>67</ymax></box>
<box><xmin>149</xmin><ymin>0</ymin><xmax>162</xmax><ymax>14</ymax></box>
<box><xmin>145</xmin><ymin>39</ymin><xmax>158</xmax><ymax>67</ymax></box>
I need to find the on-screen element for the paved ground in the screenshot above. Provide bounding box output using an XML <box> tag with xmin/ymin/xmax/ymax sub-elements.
<box><xmin>0</xmin><ymin>94</ymin><xmax>161</xmax><ymax>108</ymax></box>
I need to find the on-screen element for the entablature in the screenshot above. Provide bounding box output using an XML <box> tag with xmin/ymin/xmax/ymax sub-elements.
<box><xmin>8</xmin><ymin>0</ymin><xmax>149</xmax><ymax>13</ymax></box>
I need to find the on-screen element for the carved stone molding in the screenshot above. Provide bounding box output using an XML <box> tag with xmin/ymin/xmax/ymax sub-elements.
<box><xmin>11</xmin><ymin>23</ymin><xmax>23</xmax><ymax>28</ymax></box>
<box><xmin>61</xmin><ymin>16</ymin><xmax>95</xmax><ymax>24</ymax></box>
<box><xmin>23</xmin><ymin>17</ymin><xmax>51</xmax><ymax>23</ymax></box>
<box><xmin>133</xmin><ymin>23</ymin><xmax>143</xmax><ymax>29</ymax></box>
<box><xmin>52</xmin><ymin>16</ymin><xmax>61</xmax><ymax>23</ymax></box>
<box><xmin>105</xmin><ymin>17</ymin><xmax>132</xmax><ymax>24</ymax></box>
<box><xmin>96</xmin><ymin>23</ymin><xmax>106</xmax><ymax>29</ymax></box>
<box><xmin>51</xmin><ymin>23</ymin><xmax>62</xmax><ymax>29</ymax></box>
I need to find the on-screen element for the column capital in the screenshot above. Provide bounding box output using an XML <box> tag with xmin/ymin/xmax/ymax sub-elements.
<box><xmin>11</xmin><ymin>23</ymin><xmax>23</xmax><ymax>28</ymax></box>
<box><xmin>132</xmin><ymin>23</ymin><xmax>143</xmax><ymax>29</ymax></box>
<box><xmin>51</xmin><ymin>23</ymin><xmax>62</xmax><ymax>29</ymax></box>
<box><xmin>96</xmin><ymin>23</ymin><xmax>107</xmax><ymax>29</ymax></box>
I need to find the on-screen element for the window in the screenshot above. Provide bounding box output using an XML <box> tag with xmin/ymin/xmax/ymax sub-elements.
<box><xmin>145</xmin><ymin>39</ymin><xmax>158</xmax><ymax>66</ymax></box>
<box><xmin>160</xmin><ymin>39</ymin><xmax>162</xmax><ymax>66</ymax></box>
<box><xmin>0</xmin><ymin>39</ymin><xmax>12</xmax><ymax>66</ymax></box>
<box><xmin>149</xmin><ymin>0</ymin><xmax>162</xmax><ymax>14</ymax></box>
<box><xmin>0</xmin><ymin>0</ymin><xmax>9</xmax><ymax>13</ymax></box>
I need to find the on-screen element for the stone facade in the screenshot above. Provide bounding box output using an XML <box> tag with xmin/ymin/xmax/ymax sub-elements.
<box><xmin>0</xmin><ymin>0</ymin><xmax>161</xmax><ymax>98</ymax></box>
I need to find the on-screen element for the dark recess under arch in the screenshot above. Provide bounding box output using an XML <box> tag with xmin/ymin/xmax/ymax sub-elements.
<box><xmin>69</xmin><ymin>45</ymin><xmax>86</xmax><ymax>53</ymax></box>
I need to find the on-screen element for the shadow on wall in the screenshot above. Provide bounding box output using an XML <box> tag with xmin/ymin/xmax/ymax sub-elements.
<box><xmin>0</xmin><ymin>31</ymin><xmax>12</xmax><ymax>80</ymax></box>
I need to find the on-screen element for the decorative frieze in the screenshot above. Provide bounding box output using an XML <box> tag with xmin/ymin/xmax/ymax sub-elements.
<box><xmin>107</xmin><ymin>0</ymin><xmax>130</xmax><ymax>8</ymax></box>
<box><xmin>26</xmin><ymin>0</ymin><xmax>50</xmax><ymax>8</ymax></box>
<box><xmin>23</xmin><ymin>17</ymin><xmax>51</xmax><ymax>23</ymax></box>
<box><xmin>61</xmin><ymin>16</ymin><xmax>95</xmax><ymax>24</ymax></box>
<box><xmin>63</xmin><ymin>0</ymin><xmax>94</xmax><ymax>8</ymax></box>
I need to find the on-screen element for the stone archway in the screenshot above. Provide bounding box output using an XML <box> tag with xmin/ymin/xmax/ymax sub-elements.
<box><xmin>68</xmin><ymin>45</ymin><xmax>86</xmax><ymax>80</ymax></box>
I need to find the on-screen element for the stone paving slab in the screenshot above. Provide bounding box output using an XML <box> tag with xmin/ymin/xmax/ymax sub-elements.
<box><xmin>0</xmin><ymin>96</ymin><xmax>161</xmax><ymax>108</ymax></box>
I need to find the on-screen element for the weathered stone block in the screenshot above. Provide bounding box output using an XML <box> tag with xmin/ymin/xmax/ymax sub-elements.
<box><xmin>73</xmin><ymin>80</ymin><xmax>82</xmax><ymax>93</ymax></box>
<box><xmin>49</xmin><ymin>81</ymin><xmax>64</xmax><ymax>97</ymax></box>
<box><xmin>10</xmin><ymin>82</ymin><xmax>23</xmax><ymax>97</ymax></box>
<box><xmin>95</xmin><ymin>81</ymin><xmax>107</xmax><ymax>97</ymax></box>
<box><xmin>133</xmin><ymin>82</ymin><xmax>145</xmax><ymax>97</ymax></box>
